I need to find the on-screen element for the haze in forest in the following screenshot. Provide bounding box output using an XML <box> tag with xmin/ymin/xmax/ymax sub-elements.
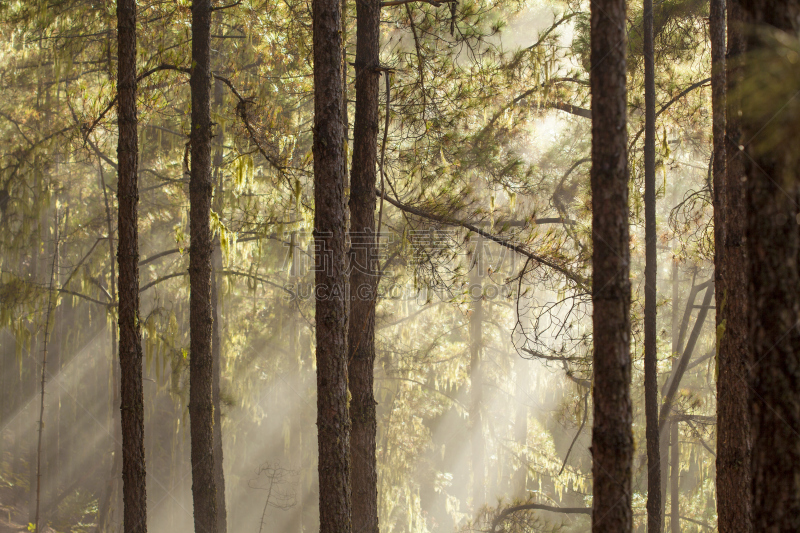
<box><xmin>1</xmin><ymin>0</ymin><xmax>798</xmax><ymax>531</ymax></box>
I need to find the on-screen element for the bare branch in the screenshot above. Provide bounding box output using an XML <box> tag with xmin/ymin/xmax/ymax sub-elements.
<box><xmin>629</xmin><ymin>77</ymin><xmax>711</xmax><ymax>147</ymax></box>
<box><xmin>57</xmin><ymin>289</ymin><xmax>112</xmax><ymax>307</ymax></box>
<box><xmin>138</xmin><ymin>272</ymin><xmax>186</xmax><ymax>293</ymax></box>
<box><xmin>381</xmin><ymin>0</ymin><xmax>455</xmax><ymax>7</ymax></box>
<box><xmin>490</xmin><ymin>502</ymin><xmax>591</xmax><ymax>533</ymax></box>
<box><xmin>211</xmin><ymin>0</ymin><xmax>242</xmax><ymax>10</ymax></box>
<box><xmin>379</xmin><ymin>191</ymin><xmax>587</xmax><ymax>286</ymax></box>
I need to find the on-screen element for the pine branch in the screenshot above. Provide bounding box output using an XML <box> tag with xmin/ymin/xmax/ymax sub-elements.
<box><xmin>378</xmin><ymin>191</ymin><xmax>587</xmax><ymax>286</ymax></box>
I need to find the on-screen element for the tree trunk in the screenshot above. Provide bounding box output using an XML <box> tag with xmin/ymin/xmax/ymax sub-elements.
<box><xmin>658</xmin><ymin>284</ymin><xmax>714</xmax><ymax>431</ymax></box>
<box><xmin>56</xmin><ymin>207</ymin><xmax>71</xmax><ymax>490</ymax></box>
<box><xmin>469</xmin><ymin>247</ymin><xmax>485</xmax><ymax>511</ymax></box>
<box><xmin>347</xmin><ymin>0</ymin><xmax>380</xmax><ymax>529</ymax></box>
<box><xmin>341</xmin><ymin>0</ymin><xmax>350</xmax><ymax>184</ymax></box>
<box><xmin>662</xmin><ymin>218</ymin><xmax>680</xmax><ymax>532</ymax></box>
<box><xmin>211</xmin><ymin>74</ymin><xmax>228</xmax><ymax>533</ymax></box>
<box><xmin>28</xmin><ymin>329</ymin><xmax>39</xmax><ymax>526</ymax></box>
<box><xmin>589</xmin><ymin>0</ymin><xmax>632</xmax><ymax>526</ymax></box>
<box><xmin>673</xmin><ymin>270</ymin><xmax>701</xmax><ymax>357</ymax></box>
<box><xmin>29</xmin><ymin>63</ymin><xmax>46</xmax><ymax>531</ymax></box>
<box><xmin>313</xmin><ymin>0</ymin><xmax>352</xmax><ymax>527</ymax></box>
<box><xmin>34</xmin><ymin>210</ymin><xmax>58</xmax><ymax>533</ymax></box>
<box><xmin>716</xmin><ymin>0</ymin><xmax>752</xmax><ymax>528</ymax></box>
<box><xmin>642</xmin><ymin>0</ymin><xmax>661</xmax><ymax>527</ymax></box>
<box><xmin>29</xmin><ymin>152</ymin><xmax>46</xmax><ymax>530</ymax></box>
<box><xmin>740</xmin><ymin>0</ymin><xmax>800</xmax><ymax>529</ymax></box>
<box><xmin>669</xmin><ymin>421</ymin><xmax>679</xmax><ymax>533</ymax></box>
<box><xmin>116</xmin><ymin>0</ymin><xmax>148</xmax><ymax>530</ymax></box>
<box><xmin>189</xmin><ymin>0</ymin><xmax>219</xmax><ymax>530</ymax></box>
<box><xmin>710</xmin><ymin>0</ymin><xmax>726</xmax><ymax>325</ymax></box>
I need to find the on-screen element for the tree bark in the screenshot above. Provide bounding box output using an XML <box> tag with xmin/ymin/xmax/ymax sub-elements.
<box><xmin>642</xmin><ymin>0</ymin><xmax>661</xmax><ymax>528</ymax></box>
<box><xmin>347</xmin><ymin>0</ymin><xmax>380</xmax><ymax>529</ymax></box>
<box><xmin>313</xmin><ymin>0</ymin><xmax>352</xmax><ymax>528</ymax></box>
<box><xmin>710</xmin><ymin>0</ymin><xmax>726</xmax><ymax>312</ymax></box>
<box><xmin>590</xmin><ymin>0</ymin><xmax>632</xmax><ymax>526</ymax></box>
<box><xmin>739</xmin><ymin>0</ymin><xmax>800</xmax><ymax>529</ymax></box>
<box><xmin>715</xmin><ymin>0</ymin><xmax>752</xmax><ymax>527</ymax></box>
<box><xmin>189</xmin><ymin>0</ymin><xmax>219</xmax><ymax>530</ymax></box>
<box><xmin>116</xmin><ymin>0</ymin><xmax>148</xmax><ymax>530</ymax></box>
<box><xmin>211</xmin><ymin>74</ymin><xmax>228</xmax><ymax>533</ymax></box>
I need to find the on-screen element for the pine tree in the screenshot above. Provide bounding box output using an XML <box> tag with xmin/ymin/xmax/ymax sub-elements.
<box><xmin>715</xmin><ymin>0</ymin><xmax>752</xmax><ymax>527</ymax></box>
<box><xmin>347</xmin><ymin>0</ymin><xmax>381</xmax><ymax>528</ymax></box>
<box><xmin>116</xmin><ymin>0</ymin><xmax>147</xmax><ymax>531</ymax></box>
<box><xmin>313</xmin><ymin>0</ymin><xmax>352</xmax><ymax>526</ymax></box>
<box><xmin>189</xmin><ymin>0</ymin><xmax>219</xmax><ymax>530</ymax></box>
<box><xmin>740</xmin><ymin>0</ymin><xmax>800</xmax><ymax>528</ymax></box>
<box><xmin>642</xmin><ymin>0</ymin><xmax>662</xmax><ymax>527</ymax></box>
<box><xmin>590</xmin><ymin>0</ymin><xmax>632</xmax><ymax>527</ymax></box>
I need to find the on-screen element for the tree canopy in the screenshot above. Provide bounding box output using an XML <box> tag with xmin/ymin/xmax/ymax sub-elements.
<box><xmin>0</xmin><ymin>0</ymin><xmax>780</xmax><ymax>531</ymax></box>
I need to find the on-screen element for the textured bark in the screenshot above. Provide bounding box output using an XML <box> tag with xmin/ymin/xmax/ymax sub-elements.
<box><xmin>658</xmin><ymin>410</ymin><xmax>669</xmax><ymax>532</ymax></box>
<box><xmin>469</xmin><ymin>250</ymin><xmax>485</xmax><ymax>510</ymax></box>
<box><xmin>313</xmin><ymin>0</ymin><xmax>352</xmax><ymax>527</ymax></box>
<box><xmin>710</xmin><ymin>0</ymin><xmax>726</xmax><ymax>301</ymax></box>
<box><xmin>116</xmin><ymin>0</ymin><xmax>148</xmax><ymax>530</ymax></box>
<box><xmin>739</xmin><ymin>0</ymin><xmax>800</xmax><ymax>530</ymax></box>
<box><xmin>211</xmin><ymin>75</ymin><xmax>228</xmax><ymax>533</ymax></box>
<box><xmin>347</xmin><ymin>0</ymin><xmax>380</xmax><ymax>529</ymax></box>
<box><xmin>189</xmin><ymin>0</ymin><xmax>219</xmax><ymax>531</ymax></box>
<box><xmin>715</xmin><ymin>0</ymin><xmax>752</xmax><ymax>528</ymax></box>
<box><xmin>341</xmin><ymin>0</ymin><xmax>349</xmax><ymax>183</ymax></box>
<box><xmin>589</xmin><ymin>0</ymin><xmax>632</xmax><ymax>527</ymax></box>
<box><xmin>642</xmin><ymin>0</ymin><xmax>661</xmax><ymax>528</ymax></box>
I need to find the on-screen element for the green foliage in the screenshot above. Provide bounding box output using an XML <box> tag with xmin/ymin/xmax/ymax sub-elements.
<box><xmin>0</xmin><ymin>0</ymin><xmax>720</xmax><ymax>529</ymax></box>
